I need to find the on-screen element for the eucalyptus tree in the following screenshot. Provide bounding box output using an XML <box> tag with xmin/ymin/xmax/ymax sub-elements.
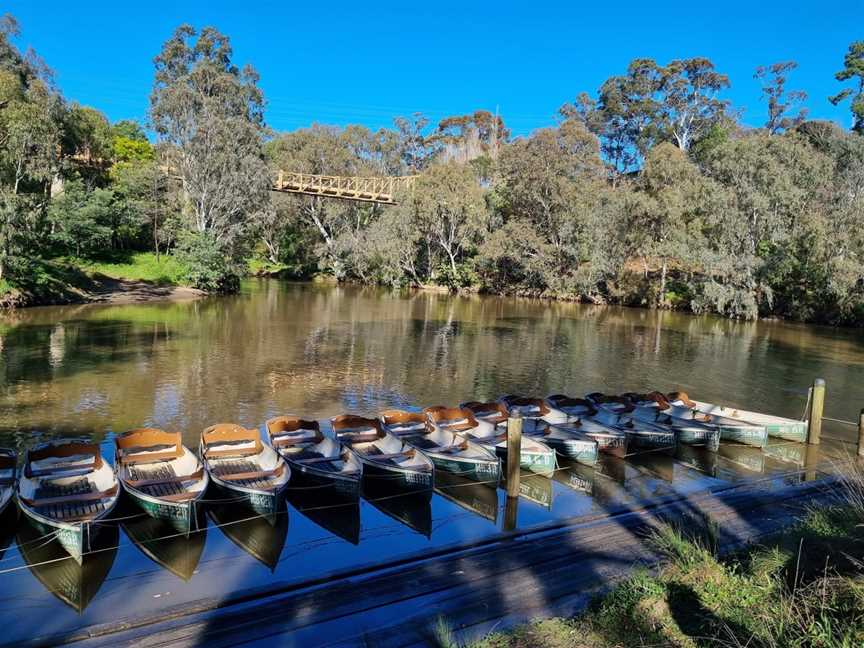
<box><xmin>492</xmin><ymin>120</ymin><xmax>609</xmax><ymax>295</ymax></box>
<box><xmin>629</xmin><ymin>142</ymin><xmax>708</xmax><ymax>307</ymax></box>
<box><xmin>657</xmin><ymin>58</ymin><xmax>730</xmax><ymax>151</ymax></box>
<box><xmin>830</xmin><ymin>41</ymin><xmax>864</xmax><ymax>133</ymax></box>
<box><xmin>755</xmin><ymin>61</ymin><xmax>808</xmax><ymax>134</ymax></box>
<box><xmin>409</xmin><ymin>161</ymin><xmax>487</xmax><ymax>281</ymax></box>
<box><xmin>0</xmin><ymin>15</ymin><xmax>64</xmax><ymax>282</ymax></box>
<box><xmin>149</xmin><ymin>24</ymin><xmax>270</xmax><ymax>256</ymax></box>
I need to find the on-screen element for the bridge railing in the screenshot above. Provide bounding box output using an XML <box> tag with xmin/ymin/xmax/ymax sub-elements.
<box><xmin>275</xmin><ymin>171</ymin><xmax>417</xmax><ymax>204</ymax></box>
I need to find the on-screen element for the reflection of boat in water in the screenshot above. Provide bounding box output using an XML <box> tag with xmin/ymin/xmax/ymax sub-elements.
<box><xmin>122</xmin><ymin>513</ymin><xmax>207</xmax><ymax>581</ymax></box>
<box><xmin>627</xmin><ymin>452</ymin><xmax>675</xmax><ymax>482</ymax></box>
<box><xmin>16</xmin><ymin>518</ymin><xmax>119</xmax><ymax>613</ymax></box>
<box><xmin>287</xmin><ymin>489</ymin><xmax>361</xmax><ymax>545</ymax></box>
<box><xmin>434</xmin><ymin>471</ymin><xmax>499</xmax><ymax>524</ymax></box>
<box><xmin>0</xmin><ymin>507</ymin><xmax>16</xmax><ymax>561</ymax></box>
<box><xmin>501</xmin><ymin>470</ymin><xmax>554</xmax><ymax>509</ymax></box>
<box><xmin>675</xmin><ymin>444</ymin><xmax>765</xmax><ymax>480</ymax></box>
<box><xmin>363</xmin><ymin>489</ymin><xmax>432</xmax><ymax>538</ymax></box>
<box><xmin>207</xmin><ymin>502</ymin><xmax>289</xmax><ymax>571</ymax></box>
<box><xmin>718</xmin><ymin>444</ymin><xmax>765</xmax><ymax>473</ymax></box>
<box><xmin>553</xmin><ymin>458</ymin><xmax>595</xmax><ymax>495</ymax></box>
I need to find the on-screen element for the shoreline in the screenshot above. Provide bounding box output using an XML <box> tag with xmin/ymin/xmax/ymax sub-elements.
<box><xmin>1</xmin><ymin>275</ymin><xmax>206</xmax><ymax>309</ymax></box>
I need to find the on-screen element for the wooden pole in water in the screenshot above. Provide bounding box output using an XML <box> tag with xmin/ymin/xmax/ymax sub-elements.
<box><xmin>506</xmin><ymin>411</ymin><xmax>523</xmax><ymax>498</ymax></box>
<box><xmin>857</xmin><ymin>409</ymin><xmax>864</xmax><ymax>458</ymax></box>
<box><xmin>503</xmin><ymin>491</ymin><xmax>519</xmax><ymax>532</ymax></box>
<box><xmin>807</xmin><ymin>378</ymin><xmax>825</xmax><ymax>445</ymax></box>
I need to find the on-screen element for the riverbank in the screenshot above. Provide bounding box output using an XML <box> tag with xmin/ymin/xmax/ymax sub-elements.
<box><xmin>472</xmin><ymin>486</ymin><xmax>864</xmax><ymax>648</ymax></box>
<box><xmin>0</xmin><ymin>253</ymin><xmax>204</xmax><ymax>308</ymax></box>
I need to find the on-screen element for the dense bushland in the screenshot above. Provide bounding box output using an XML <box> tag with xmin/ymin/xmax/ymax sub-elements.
<box><xmin>2</xmin><ymin>13</ymin><xmax>863</xmax><ymax>323</ymax></box>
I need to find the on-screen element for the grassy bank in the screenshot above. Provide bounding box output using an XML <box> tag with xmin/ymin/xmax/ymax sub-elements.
<box><xmin>0</xmin><ymin>253</ymin><xmax>193</xmax><ymax>307</ymax></box>
<box><xmin>71</xmin><ymin>252</ymin><xmax>189</xmax><ymax>285</ymax></box>
<box><xmin>465</xmin><ymin>469</ymin><xmax>864</xmax><ymax>648</ymax></box>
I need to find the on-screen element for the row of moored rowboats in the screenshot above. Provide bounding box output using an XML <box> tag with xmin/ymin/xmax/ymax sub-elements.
<box><xmin>0</xmin><ymin>390</ymin><xmax>807</xmax><ymax>563</ymax></box>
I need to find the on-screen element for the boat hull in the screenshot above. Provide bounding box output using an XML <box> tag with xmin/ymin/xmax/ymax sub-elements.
<box><xmin>358</xmin><ymin>456</ymin><xmax>434</xmax><ymax>493</ymax></box>
<box><xmin>675</xmin><ymin>425</ymin><xmax>722</xmax><ymax>452</ymax></box>
<box><xmin>20</xmin><ymin>498</ymin><xmax>118</xmax><ymax>564</ymax></box>
<box><xmin>687</xmin><ymin>400</ymin><xmax>808</xmax><ymax>443</ymax></box>
<box><xmin>209</xmin><ymin>480</ymin><xmax>285</xmax><ymax>518</ymax></box>
<box><xmin>716</xmin><ymin>423</ymin><xmax>769</xmax><ymax>448</ymax></box>
<box><xmin>425</xmin><ymin>451</ymin><xmax>501</xmax><ymax>484</ymax></box>
<box><xmin>125</xmin><ymin>488</ymin><xmax>202</xmax><ymax>536</ymax></box>
<box><xmin>542</xmin><ymin>435</ymin><xmax>599</xmax><ymax>466</ymax></box>
<box><xmin>287</xmin><ymin>459</ymin><xmax>362</xmax><ymax>498</ymax></box>
<box><xmin>490</xmin><ymin>442</ymin><xmax>556</xmax><ymax>477</ymax></box>
<box><xmin>624</xmin><ymin>429</ymin><xmax>677</xmax><ymax>452</ymax></box>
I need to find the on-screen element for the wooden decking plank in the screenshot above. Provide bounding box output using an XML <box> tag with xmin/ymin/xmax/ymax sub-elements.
<box><xmin>35</xmin><ymin>476</ymin><xmax>838</xmax><ymax>648</ymax></box>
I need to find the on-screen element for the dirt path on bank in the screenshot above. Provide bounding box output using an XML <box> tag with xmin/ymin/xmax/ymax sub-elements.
<box><xmin>84</xmin><ymin>276</ymin><xmax>206</xmax><ymax>305</ymax></box>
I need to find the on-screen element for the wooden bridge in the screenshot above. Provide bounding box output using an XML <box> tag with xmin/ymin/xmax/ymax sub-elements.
<box><xmin>273</xmin><ymin>171</ymin><xmax>417</xmax><ymax>204</ymax></box>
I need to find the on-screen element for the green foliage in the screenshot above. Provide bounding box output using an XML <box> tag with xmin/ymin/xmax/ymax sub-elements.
<box><xmin>829</xmin><ymin>41</ymin><xmax>864</xmax><ymax>133</ymax></box>
<box><xmin>112</xmin><ymin>136</ymin><xmax>154</xmax><ymax>163</ymax></box>
<box><xmin>73</xmin><ymin>252</ymin><xmax>188</xmax><ymax>285</ymax></box>
<box><xmin>175</xmin><ymin>231</ymin><xmax>239</xmax><ymax>293</ymax></box>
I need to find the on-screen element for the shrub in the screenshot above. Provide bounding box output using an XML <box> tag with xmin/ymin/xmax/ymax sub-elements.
<box><xmin>175</xmin><ymin>231</ymin><xmax>240</xmax><ymax>293</ymax></box>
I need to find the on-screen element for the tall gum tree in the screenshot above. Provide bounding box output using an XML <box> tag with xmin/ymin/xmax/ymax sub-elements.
<box><xmin>149</xmin><ymin>24</ymin><xmax>270</xmax><ymax>251</ymax></box>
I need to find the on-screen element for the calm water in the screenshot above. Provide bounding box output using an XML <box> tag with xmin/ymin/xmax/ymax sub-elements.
<box><xmin>0</xmin><ymin>280</ymin><xmax>860</xmax><ymax>644</ymax></box>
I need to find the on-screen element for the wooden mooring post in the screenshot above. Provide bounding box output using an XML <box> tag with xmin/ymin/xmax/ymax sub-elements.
<box><xmin>506</xmin><ymin>411</ymin><xmax>522</xmax><ymax>498</ymax></box>
<box><xmin>807</xmin><ymin>378</ymin><xmax>825</xmax><ymax>445</ymax></box>
<box><xmin>857</xmin><ymin>409</ymin><xmax>864</xmax><ymax>458</ymax></box>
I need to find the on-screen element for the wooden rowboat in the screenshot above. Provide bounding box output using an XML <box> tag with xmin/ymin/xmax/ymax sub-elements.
<box><xmin>17</xmin><ymin>440</ymin><xmax>120</xmax><ymax>563</ymax></box>
<box><xmin>200</xmin><ymin>424</ymin><xmax>290</xmax><ymax>516</ymax></box>
<box><xmin>603</xmin><ymin>393</ymin><xmax>721</xmax><ymax>452</ymax></box>
<box><xmin>332</xmin><ymin>415</ymin><xmax>434</xmax><ymax>493</ymax></box>
<box><xmin>383</xmin><ymin>409</ymin><xmax>500</xmax><ymax>483</ymax></box>
<box><xmin>633</xmin><ymin>392</ymin><xmax>768</xmax><ymax>448</ymax></box>
<box><xmin>447</xmin><ymin>403</ymin><xmax>557</xmax><ymax>476</ymax></box>
<box><xmin>115</xmin><ymin>429</ymin><xmax>208</xmax><ymax>535</ymax></box>
<box><xmin>587</xmin><ymin>408</ymin><xmax>677</xmax><ymax>453</ymax></box>
<box><xmin>266</xmin><ymin>416</ymin><xmax>362</xmax><ymax>498</ymax></box>
<box><xmin>0</xmin><ymin>448</ymin><xmax>16</xmax><ymax>517</ymax></box>
<box><xmin>494</xmin><ymin>396</ymin><xmax>600</xmax><ymax>465</ymax></box>
<box><xmin>668</xmin><ymin>391</ymin><xmax>807</xmax><ymax>443</ymax></box>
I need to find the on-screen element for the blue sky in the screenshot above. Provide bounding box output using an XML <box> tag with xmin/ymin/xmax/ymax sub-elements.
<box><xmin>5</xmin><ymin>1</ymin><xmax>862</xmax><ymax>136</ymax></box>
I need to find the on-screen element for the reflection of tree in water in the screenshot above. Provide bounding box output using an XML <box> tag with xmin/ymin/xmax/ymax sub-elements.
<box><xmin>0</xmin><ymin>281</ymin><xmax>862</xmax><ymax>451</ymax></box>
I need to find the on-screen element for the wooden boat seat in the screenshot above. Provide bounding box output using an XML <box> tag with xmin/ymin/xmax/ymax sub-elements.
<box><xmin>293</xmin><ymin>454</ymin><xmax>342</xmax><ymax>465</ymax></box>
<box><xmin>116</xmin><ymin>429</ymin><xmax>184</xmax><ymax>464</ymax></box>
<box><xmin>126</xmin><ymin>465</ymin><xmax>204</xmax><ymax>490</ymax></box>
<box><xmin>339</xmin><ymin>430</ymin><xmax>380</xmax><ymax>442</ymax></box>
<box><xmin>425</xmin><ymin>443</ymin><xmax>466</xmax><ymax>454</ymax></box>
<box><xmin>202</xmin><ymin>424</ymin><xmax>263</xmax><ymax>459</ymax></box>
<box><xmin>211</xmin><ymin>459</ymin><xmax>285</xmax><ymax>488</ymax></box>
<box><xmin>22</xmin><ymin>486</ymin><xmax>118</xmax><ymax>508</ymax></box>
<box><xmin>25</xmin><ymin>442</ymin><xmax>102</xmax><ymax>478</ymax></box>
<box><xmin>272</xmin><ymin>431</ymin><xmax>319</xmax><ymax>447</ymax></box>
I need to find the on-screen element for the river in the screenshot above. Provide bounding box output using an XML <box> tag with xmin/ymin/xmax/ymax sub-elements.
<box><xmin>0</xmin><ymin>280</ymin><xmax>860</xmax><ymax>644</ymax></box>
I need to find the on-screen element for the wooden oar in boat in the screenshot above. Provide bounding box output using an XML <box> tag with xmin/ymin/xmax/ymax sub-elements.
<box><xmin>381</xmin><ymin>409</ymin><xmax>500</xmax><ymax>483</ymax></box>
<box><xmin>266</xmin><ymin>416</ymin><xmax>361</xmax><ymax>497</ymax></box>
<box><xmin>200</xmin><ymin>423</ymin><xmax>290</xmax><ymax>516</ymax></box>
<box><xmin>332</xmin><ymin>414</ymin><xmax>433</xmax><ymax>493</ymax></box>
<box><xmin>115</xmin><ymin>428</ymin><xmax>208</xmax><ymax>535</ymax></box>
<box><xmin>17</xmin><ymin>439</ymin><xmax>120</xmax><ymax>563</ymax></box>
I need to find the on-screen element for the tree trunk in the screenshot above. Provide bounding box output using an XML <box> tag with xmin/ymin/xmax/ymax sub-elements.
<box><xmin>657</xmin><ymin>257</ymin><xmax>668</xmax><ymax>309</ymax></box>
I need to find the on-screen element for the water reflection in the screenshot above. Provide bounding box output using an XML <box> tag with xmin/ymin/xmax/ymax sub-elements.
<box><xmin>287</xmin><ymin>489</ymin><xmax>361</xmax><ymax>545</ymax></box>
<box><xmin>122</xmin><ymin>513</ymin><xmax>206</xmax><ymax>581</ymax></box>
<box><xmin>207</xmin><ymin>503</ymin><xmax>289</xmax><ymax>571</ymax></box>
<box><xmin>434</xmin><ymin>471</ymin><xmax>499</xmax><ymax>524</ymax></box>
<box><xmin>16</xmin><ymin>519</ymin><xmax>118</xmax><ymax>613</ymax></box>
<box><xmin>0</xmin><ymin>281</ymin><xmax>860</xmax><ymax>641</ymax></box>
